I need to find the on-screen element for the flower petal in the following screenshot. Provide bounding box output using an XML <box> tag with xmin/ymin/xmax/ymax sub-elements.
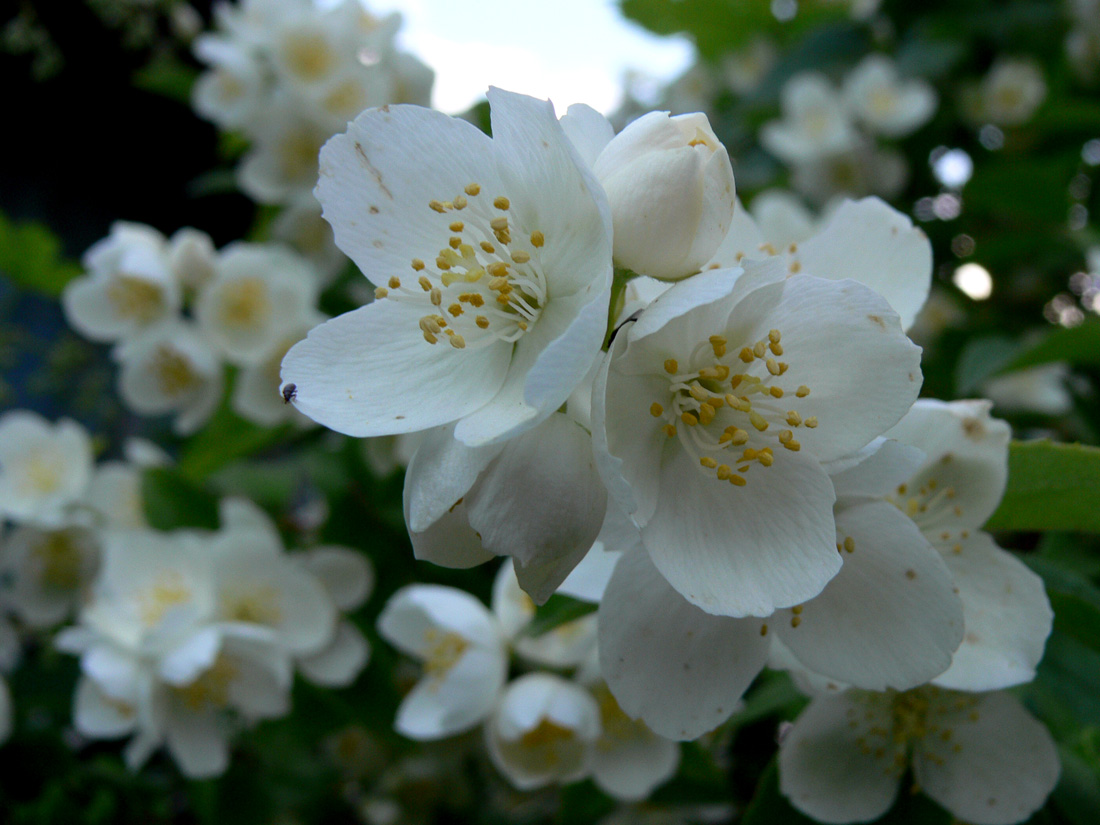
<box><xmin>933</xmin><ymin>532</ymin><xmax>1052</xmax><ymax>691</ymax></box>
<box><xmin>395</xmin><ymin>645</ymin><xmax>507</xmax><ymax>740</ymax></box>
<box><xmin>404</xmin><ymin>425</ymin><xmax>502</xmax><ymax>533</ymax></box>
<box><xmin>644</xmin><ymin>443</ymin><xmax>839</xmax><ymax>617</ymax></box>
<box><xmin>598</xmin><ymin>550</ymin><xmax>768</xmax><ymax>740</ymax></box>
<box><xmin>777</xmin><ymin>501</ymin><xmax>964</xmax><ymax>691</ymax></box>
<box><xmin>779</xmin><ymin>693</ymin><xmax>900</xmax><ymax>823</ymax></box>
<box><xmin>298</xmin><ymin>620</ymin><xmax>371</xmax><ymax>688</ymax></box>
<box><xmin>281</xmin><ymin>301</ymin><xmax>511</xmax><ymax>437</ymax></box>
<box><xmin>794</xmin><ymin>198</ymin><xmax>932</xmax><ymax>331</ymax></box>
<box><xmin>914</xmin><ymin>691</ymin><xmax>1060</xmax><ymax>825</ymax></box>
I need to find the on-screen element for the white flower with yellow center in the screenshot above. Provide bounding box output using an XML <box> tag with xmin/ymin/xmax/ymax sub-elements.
<box><xmin>594</xmin><ymin>262</ymin><xmax>922</xmax><ymax>618</ymax></box>
<box><xmin>0</xmin><ymin>411</ymin><xmax>93</xmax><ymax>526</ymax></box>
<box><xmin>191</xmin><ymin>35</ymin><xmax>265</xmax><ymax>131</ymax></box>
<box><xmin>761</xmin><ymin>74</ymin><xmax>859</xmax><ymax>164</ymax></box>
<box><xmin>979</xmin><ymin>58</ymin><xmax>1047</xmax><ymax>126</ymax></box>
<box><xmin>377</xmin><ymin>584</ymin><xmax>507</xmax><ymax>740</ymax></box>
<box><xmin>779</xmin><ymin>685</ymin><xmax>1060</xmax><ymax>825</ymax></box>
<box><xmin>281</xmin><ymin>88</ymin><xmax>613</xmax><ymax>446</ymax></box>
<box><xmin>842</xmin><ymin>55</ymin><xmax>938</xmax><ymax>138</ymax></box>
<box><xmin>883</xmin><ymin>400</ymin><xmax>1053</xmax><ymax>691</ymax></box>
<box><xmin>114</xmin><ymin>320</ymin><xmax>224</xmax><ymax>435</ymax></box>
<box><xmin>237</xmin><ymin>97</ymin><xmax>335</xmax><ymax>205</ymax></box>
<box><xmin>588</xmin><ymin>681</ymin><xmax>680</xmax><ymax>802</ymax></box>
<box><xmin>62</xmin><ymin>222</ymin><xmax>180</xmax><ymax>344</ymax></box>
<box><xmin>0</xmin><ymin>522</ymin><xmax>100</xmax><ymax>627</ymax></box>
<box><xmin>196</xmin><ymin>242</ymin><xmax>319</xmax><ymax>366</ymax></box>
<box><xmin>486</xmin><ymin>673</ymin><xmax>602</xmax><ymax>791</ymax></box>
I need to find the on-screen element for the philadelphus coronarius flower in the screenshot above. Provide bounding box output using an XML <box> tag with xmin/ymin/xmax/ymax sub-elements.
<box><xmin>594</xmin><ymin>261</ymin><xmax>923</xmax><ymax>619</ymax></box>
<box><xmin>0</xmin><ymin>411</ymin><xmax>93</xmax><ymax>526</ymax></box>
<box><xmin>761</xmin><ymin>73</ymin><xmax>858</xmax><ymax>164</ymax></box>
<box><xmin>779</xmin><ymin>686</ymin><xmax>1060</xmax><ymax>825</ymax></box>
<box><xmin>841</xmin><ymin>55</ymin><xmax>938</xmax><ymax>139</ymax></box>
<box><xmin>582</xmin><ymin>108</ymin><xmax>737</xmax><ymax>281</ymax></box>
<box><xmin>281</xmin><ymin>88</ymin><xmax>613</xmax><ymax>446</ymax></box>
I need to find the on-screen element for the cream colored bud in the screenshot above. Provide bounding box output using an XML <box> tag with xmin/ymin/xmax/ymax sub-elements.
<box><xmin>594</xmin><ymin>112</ymin><xmax>735</xmax><ymax>281</ymax></box>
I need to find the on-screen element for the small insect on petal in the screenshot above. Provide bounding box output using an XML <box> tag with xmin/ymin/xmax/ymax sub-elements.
<box><xmin>282</xmin><ymin>383</ymin><xmax>297</xmax><ymax>404</ymax></box>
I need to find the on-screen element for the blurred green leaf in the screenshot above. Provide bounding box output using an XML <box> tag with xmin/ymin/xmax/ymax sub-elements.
<box><xmin>955</xmin><ymin>335</ymin><xmax>1023</xmax><ymax>394</ymax></box>
<box><xmin>966</xmin><ymin>155</ymin><xmax>1078</xmax><ymax>225</ymax></box>
<box><xmin>132</xmin><ymin>55</ymin><xmax>198</xmax><ymax>105</ymax></box>
<box><xmin>523</xmin><ymin>594</ymin><xmax>597</xmax><ymax>638</ymax></box>
<box><xmin>142</xmin><ymin>466</ymin><xmax>220</xmax><ymax>530</ymax></box>
<box><xmin>727</xmin><ymin>670</ymin><xmax>805</xmax><ymax>728</ymax></box>
<box><xmin>0</xmin><ymin>211</ymin><xmax>81</xmax><ymax>296</ymax></box>
<box><xmin>999</xmin><ymin>321</ymin><xmax>1100</xmax><ymax>373</ymax></box>
<box><xmin>1025</xmin><ymin>556</ymin><xmax>1100</xmax><ymax>654</ymax></box>
<box><xmin>177</xmin><ymin>400</ymin><xmax>293</xmax><ymax>482</ymax></box>
<box><xmin>1052</xmin><ymin>745</ymin><xmax>1100</xmax><ymax>825</ymax></box>
<box><xmin>986</xmin><ymin>441</ymin><xmax>1100</xmax><ymax>532</ymax></box>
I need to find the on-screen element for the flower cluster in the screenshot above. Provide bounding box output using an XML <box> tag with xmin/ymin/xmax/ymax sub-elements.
<box><xmin>61</xmin><ymin>222</ymin><xmax>325</xmax><ymax>432</ymax></box>
<box><xmin>281</xmin><ymin>88</ymin><xmax>1060</xmax><ymax>821</ymax></box>
<box><xmin>0</xmin><ymin>410</ymin><xmax>373</xmax><ymax>777</ymax></box>
<box><xmin>760</xmin><ymin>55</ymin><xmax>936</xmax><ymax>204</ymax></box>
<box><xmin>192</xmin><ymin>0</ymin><xmax>432</xmax><ymax>207</ymax></box>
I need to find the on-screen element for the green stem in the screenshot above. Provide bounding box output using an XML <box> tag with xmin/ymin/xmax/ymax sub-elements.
<box><xmin>603</xmin><ymin>267</ymin><xmax>640</xmax><ymax>349</ymax></box>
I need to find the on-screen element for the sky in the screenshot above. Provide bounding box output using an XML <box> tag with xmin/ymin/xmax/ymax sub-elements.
<box><xmin>360</xmin><ymin>0</ymin><xmax>694</xmax><ymax>114</ymax></box>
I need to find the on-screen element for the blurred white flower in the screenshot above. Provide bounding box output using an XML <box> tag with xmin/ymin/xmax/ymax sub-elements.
<box><xmin>0</xmin><ymin>522</ymin><xmax>99</xmax><ymax>627</ymax></box>
<box><xmin>978</xmin><ymin>59</ymin><xmax>1047</xmax><ymax>126</ymax></box>
<box><xmin>842</xmin><ymin>55</ymin><xmax>938</xmax><ymax>138</ymax></box>
<box><xmin>0</xmin><ymin>411</ymin><xmax>93</xmax><ymax>526</ymax></box>
<box><xmin>980</xmin><ymin>363</ymin><xmax>1073</xmax><ymax>417</ymax></box>
<box><xmin>761</xmin><ymin>74</ymin><xmax>858</xmax><ymax>164</ymax></box>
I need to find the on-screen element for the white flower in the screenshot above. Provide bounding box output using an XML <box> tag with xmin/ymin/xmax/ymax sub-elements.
<box><xmin>403</xmin><ymin>412</ymin><xmax>607</xmax><ymax>602</ymax></box>
<box><xmin>233</xmin><ymin>310</ymin><xmax>326</xmax><ymax>427</ymax></box>
<box><xmin>842</xmin><ymin>55</ymin><xmax>938</xmax><ymax>138</ymax></box>
<box><xmin>883</xmin><ymin>400</ymin><xmax>1053</xmax><ymax>690</ymax></box>
<box><xmin>707</xmin><ymin>196</ymin><xmax>932</xmax><ymax>332</ymax></box>
<box><xmin>167</xmin><ymin>227</ymin><xmax>218</xmax><ymax>291</ymax></box>
<box><xmin>83</xmin><ymin>460</ymin><xmax>149</xmax><ymax>530</ymax></box>
<box><xmin>62</xmin><ymin>222</ymin><xmax>180</xmax><ymax>344</ymax></box>
<box><xmin>377</xmin><ymin>584</ymin><xmax>507</xmax><ymax>740</ymax></box>
<box><xmin>0</xmin><ymin>411</ymin><xmax>93</xmax><ymax>525</ymax></box>
<box><xmin>747</xmin><ymin>190</ymin><xmax>818</xmax><ymax>249</ymax></box>
<box><xmin>722</xmin><ymin>38</ymin><xmax>777</xmax><ymax>95</ymax></box>
<box><xmin>191</xmin><ymin>35</ymin><xmax>265</xmax><ymax>130</ymax></box>
<box><xmin>790</xmin><ymin>144</ymin><xmax>909</xmax><ymax>205</ymax></box>
<box><xmin>0</xmin><ymin>522</ymin><xmax>99</xmax><ymax>627</ymax></box>
<box><xmin>589</xmin><ymin>682</ymin><xmax>680</xmax><ymax>802</ymax></box>
<box><xmin>761</xmin><ymin>74</ymin><xmax>859</xmax><ymax>164</ymax></box>
<box><xmin>779</xmin><ymin>686</ymin><xmax>1060</xmax><ymax>825</ymax></box>
<box><xmin>282</xmin><ymin>88</ymin><xmax>613</xmax><ymax>446</ymax></box>
<box><xmin>980</xmin><ymin>363</ymin><xmax>1073</xmax><ymax>417</ymax></box>
<box><xmin>196</xmin><ymin>242</ymin><xmax>319</xmax><ymax>366</ymax></box>
<box><xmin>486</xmin><ymin>673</ymin><xmax>602</xmax><ymax>790</ymax></box>
<box><xmin>237</xmin><ymin>97</ymin><xmax>335</xmax><ymax>205</ymax></box>
<box><xmin>114</xmin><ymin>320</ymin><xmax>224</xmax><ymax>435</ymax></box>
<box><xmin>594</xmin><ymin>262</ymin><xmax>922</xmax><ymax>618</ymax></box>
<box><xmin>979</xmin><ymin>59</ymin><xmax>1047</xmax><ymax>126</ymax></box>
<box><xmin>592</xmin><ymin>111</ymin><xmax>736</xmax><ymax>281</ymax></box>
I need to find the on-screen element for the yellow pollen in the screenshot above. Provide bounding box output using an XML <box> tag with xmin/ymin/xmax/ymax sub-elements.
<box><xmin>448</xmin><ymin>236</ymin><xmax>462</xmax><ymax>249</ymax></box>
<box><xmin>791</xmin><ymin>615</ymin><xmax>802</xmax><ymax>628</ymax></box>
<box><xmin>449</xmin><ymin>221</ymin><xmax>464</xmax><ymax>232</ymax></box>
<box><xmin>453</xmin><ymin>195</ymin><xmax>467</xmax><ymax>209</ymax></box>
<box><xmin>783</xmin><ymin>439</ymin><xmax>801</xmax><ymax>451</ymax></box>
<box><xmin>709</xmin><ymin>335</ymin><xmax>727</xmax><ymax>357</ymax></box>
<box><xmin>805</xmin><ymin>417</ymin><xmax>818</xmax><ymax>428</ymax></box>
<box><xmin>480</xmin><ymin>241</ymin><xmax>495</xmax><ymax>254</ymax></box>
<box><xmin>487</xmin><ymin>262</ymin><xmax>509</xmax><ymax>277</ymax></box>
<box><xmin>430</xmin><ymin>288</ymin><xmax>442</xmax><ymax>306</ymax></box>
<box><xmin>760</xmin><ymin>623</ymin><xmax>768</xmax><ymax>635</ymax></box>
<box><xmin>749</xmin><ymin>411</ymin><xmax>768</xmax><ymax>431</ymax></box>
<box><xmin>418</xmin><ymin>275</ymin><xmax>432</xmax><ymax>291</ymax></box>
<box><xmin>664</xmin><ymin>359</ymin><xmax>679</xmax><ymax>374</ymax></box>
<box><xmin>778</xmin><ymin>429</ymin><xmax>794</xmax><ymax>443</ymax></box>
<box><xmin>766</xmin><ymin>358</ymin><xmax>781</xmax><ymax>375</ymax></box>
<box><xmin>449</xmin><ymin>335</ymin><xmax>466</xmax><ymax>349</ymax></box>
<box><xmin>490</xmin><ymin>217</ymin><xmax>509</xmax><ymax>231</ymax></box>
<box><xmin>429</xmin><ymin>200</ymin><xmax>446</xmax><ymax>213</ymax></box>
<box><xmin>650</xmin><ymin>402</ymin><xmax>664</xmax><ymax>417</ymax></box>
<box><xmin>374</xmin><ymin>287</ymin><xmax>389</xmax><ymax>298</ymax></box>
<box><xmin>739</xmin><ymin>347</ymin><xmax>755</xmax><ymax>363</ymax></box>
<box><xmin>770</xmin><ymin>341</ymin><xmax>784</xmax><ymax>355</ymax></box>
<box><xmin>435</xmin><ymin>256</ymin><xmax>451</xmax><ymax>270</ymax></box>
<box><xmin>769</xmin><ymin>386</ymin><xmax>784</xmax><ymax>398</ymax></box>
<box><xmin>709</xmin><ymin>395</ymin><xmax>725</xmax><ymax>408</ymax></box>
<box><xmin>699</xmin><ymin>403</ymin><xmax>716</xmax><ymax>424</ymax></box>
<box><xmin>779</xmin><ymin>362</ymin><xmax>789</xmax><ymax>374</ymax></box>
<box><xmin>792</xmin><ymin>605</ymin><xmax>803</xmax><ymax>614</ymax></box>
<box><xmin>730</xmin><ymin>474</ymin><xmax>747</xmax><ymax>486</ymax></box>
<box><xmin>700</xmin><ymin>456</ymin><xmax>718</xmax><ymax>469</ymax></box>
<box><xmin>530</xmin><ymin>230</ymin><xmax>545</xmax><ymax>247</ymax></box>
<box><xmin>789</xmin><ymin>261</ymin><xmax>801</xmax><ymax>274</ymax></box>
<box><xmin>787</xmin><ymin>411</ymin><xmax>802</xmax><ymax>426</ymax></box>
<box><xmin>729</xmin><ymin>375</ymin><xmax>743</xmax><ymax>390</ymax></box>
<box><xmin>475</xmin><ymin>315</ymin><xmax>490</xmax><ymax>328</ymax></box>
<box><xmin>411</xmin><ymin>258</ymin><xmax>425</xmax><ymax>271</ymax></box>
<box><xmin>753</xmin><ymin>341</ymin><xmax>767</xmax><ymax>358</ymax></box>
<box><xmin>699</xmin><ymin>365</ymin><xmax>730</xmax><ymax>380</ymax></box>
<box><xmin>689</xmin><ymin>384</ymin><xmax>709</xmax><ymax>402</ymax></box>
<box><xmin>844</xmin><ymin>536</ymin><xmax>855</xmax><ymax>553</ymax></box>
<box><xmin>796</xmin><ymin>385</ymin><xmax>811</xmax><ymax>397</ymax></box>
<box><xmin>714</xmin><ymin>464</ymin><xmax>731</xmax><ymax>479</ymax></box>
<box><xmin>493</xmin><ymin>196</ymin><xmax>510</xmax><ymax>210</ymax></box>
<box><xmin>448</xmin><ymin>304</ymin><xmax>463</xmax><ymax>316</ymax></box>
<box><xmin>512</xmin><ymin>250</ymin><xmax>531</xmax><ymax>264</ymax></box>
<box><xmin>663</xmin><ymin>424</ymin><xmax>677</xmax><ymax>437</ymax></box>
<box><xmin>464</xmin><ymin>183</ymin><xmax>480</xmax><ymax>196</ymax></box>
<box><xmin>768</xmin><ymin>329</ymin><xmax>781</xmax><ymax>343</ymax></box>
<box><xmin>758</xmin><ymin>451</ymin><xmax>774</xmax><ymax>467</ymax></box>
<box><xmin>388</xmin><ymin>276</ymin><xmax>401</xmax><ymax>289</ymax></box>
<box><xmin>681</xmin><ymin>412</ymin><xmax>699</xmax><ymax>426</ymax></box>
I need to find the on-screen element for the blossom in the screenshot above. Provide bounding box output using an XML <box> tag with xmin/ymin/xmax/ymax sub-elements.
<box><xmin>61</xmin><ymin>222</ymin><xmax>180</xmax><ymax>344</ymax></box>
<box><xmin>761</xmin><ymin>74</ymin><xmax>858</xmax><ymax>164</ymax></box>
<box><xmin>0</xmin><ymin>411</ymin><xmax>93</xmax><ymax>526</ymax></box>
<box><xmin>979</xmin><ymin>58</ymin><xmax>1047</xmax><ymax>126</ymax></box>
<box><xmin>594</xmin><ymin>261</ymin><xmax>922</xmax><ymax>618</ymax></box>
<box><xmin>779</xmin><ymin>686</ymin><xmax>1060</xmax><ymax>824</ymax></box>
<box><xmin>485</xmin><ymin>673</ymin><xmax>602</xmax><ymax>790</ymax></box>
<box><xmin>588</xmin><ymin>681</ymin><xmax>680</xmax><ymax>802</ymax></box>
<box><xmin>377</xmin><ymin>584</ymin><xmax>508</xmax><ymax>740</ymax></box>
<box><xmin>114</xmin><ymin>320</ymin><xmax>224</xmax><ymax>435</ymax></box>
<box><xmin>0</xmin><ymin>522</ymin><xmax>100</xmax><ymax>627</ymax></box>
<box><xmin>282</xmin><ymin>88</ymin><xmax>613</xmax><ymax>447</ymax></box>
<box><xmin>842</xmin><ymin>55</ymin><xmax>938</xmax><ymax>138</ymax></box>
<box><xmin>403</xmin><ymin>412</ymin><xmax>607</xmax><ymax>601</ymax></box>
<box><xmin>883</xmin><ymin>400</ymin><xmax>1053</xmax><ymax>690</ymax></box>
<box><xmin>591</xmin><ymin>111</ymin><xmax>736</xmax><ymax>281</ymax></box>
<box><xmin>980</xmin><ymin>363</ymin><xmax>1073</xmax><ymax>416</ymax></box>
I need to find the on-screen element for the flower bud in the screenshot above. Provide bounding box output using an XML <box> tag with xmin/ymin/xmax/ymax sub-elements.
<box><xmin>594</xmin><ymin>112</ymin><xmax>735</xmax><ymax>281</ymax></box>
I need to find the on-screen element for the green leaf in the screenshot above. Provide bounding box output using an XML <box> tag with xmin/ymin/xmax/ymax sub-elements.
<box><xmin>986</xmin><ymin>441</ymin><xmax>1100</xmax><ymax>532</ymax></box>
<box><xmin>999</xmin><ymin>321</ymin><xmax>1100</xmax><ymax>374</ymax></box>
<box><xmin>1052</xmin><ymin>745</ymin><xmax>1100</xmax><ymax>825</ymax></box>
<box><xmin>177</xmin><ymin>399</ymin><xmax>293</xmax><ymax>483</ymax></box>
<box><xmin>727</xmin><ymin>670</ymin><xmax>806</xmax><ymax>728</ymax></box>
<box><xmin>523</xmin><ymin>594</ymin><xmax>597</xmax><ymax>638</ymax></box>
<box><xmin>142</xmin><ymin>467</ymin><xmax>220</xmax><ymax>531</ymax></box>
<box><xmin>1025</xmin><ymin>556</ymin><xmax>1100</xmax><ymax>654</ymax></box>
<box><xmin>132</xmin><ymin>55</ymin><xmax>199</xmax><ymax>105</ymax></box>
<box><xmin>955</xmin><ymin>335</ymin><xmax>1023</xmax><ymax>394</ymax></box>
<box><xmin>0</xmin><ymin>210</ymin><xmax>81</xmax><ymax>296</ymax></box>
